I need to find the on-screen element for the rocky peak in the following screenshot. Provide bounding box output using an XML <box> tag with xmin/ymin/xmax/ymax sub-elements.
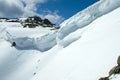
<box><xmin>21</xmin><ymin>16</ymin><xmax>58</xmax><ymax>29</ymax></box>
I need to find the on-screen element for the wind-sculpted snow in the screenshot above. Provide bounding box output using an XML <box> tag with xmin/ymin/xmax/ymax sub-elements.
<box><xmin>34</xmin><ymin>32</ymin><xmax>57</xmax><ymax>51</ymax></box>
<box><xmin>0</xmin><ymin>0</ymin><xmax>120</xmax><ymax>80</ymax></box>
<box><xmin>31</xmin><ymin>6</ymin><xmax>120</xmax><ymax>80</ymax></box>
<box><xmin>6</xmin><ymin>31</ymin><xmax>57</xmax><ymax>52</ymax></box>
<box><xmin>0</xmin><ymin>22</ymin><xmax>57</xmax><ymax>52</ymax></box>
<box><xmin>57</xmin><ymin>0</ymin><xmax>120</xmax><ymax>46</ymax></box>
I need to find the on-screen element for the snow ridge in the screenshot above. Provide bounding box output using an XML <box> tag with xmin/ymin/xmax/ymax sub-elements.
<box><xmin>0</xmin><ymin>0</ymin><xmax>120</xmax><ymax>80</ymax></box>
<box><xmin>6</xmin><ymin>31</ymin><xmax>57</xmax><ymax>52</ymax></box>
<box><xmin>1</xmin><ymin>0</ymin><xmax>120</xmax><ymax>51</ymax></box>
<box><xmin>57</xmin><ymin>0</ymin><xmax>120</xmax><ymax>46</ymax></box>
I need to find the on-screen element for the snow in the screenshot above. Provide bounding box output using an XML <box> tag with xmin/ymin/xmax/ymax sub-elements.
<box><xmin>0</xmin><ymin>0</ymin><xmax>120</xmax><ymax>80</ymax></box>
<box><xmin>0</xmin><ymin>21</ymin><xmax>57</xmax><ymax>51</ymax></box>
<box><xmin>57</xmin><ymin>0</ymin><xmax>120</xmax><ymax>45</ymax></box>
<box><xmin>0</xmin><ymin>20</ymin><xmax>57</xmax><ymax>80</ymax></box>
<box><xmin>0</xmin><ymin>22</ymin><xmax>22</xmax><ymax>28</ymax></box>
<box><xmin>5</xmin><ymin>30</ymin><xmax>57</xmax><ymax>52</ymax></box>
<box><xmin>0</xmin><ymin>22</ymin><xmax>55</xmax><ymax>38</ymax></box>
<box><xmin>31</xmin><ymin>6</ymin><xmax>120</xmax><ymax>80</ymax></box>
<box><xmin>110</xmin><ymin>74</ymin><xmax>120</xmax><ymax>80</ymax></box>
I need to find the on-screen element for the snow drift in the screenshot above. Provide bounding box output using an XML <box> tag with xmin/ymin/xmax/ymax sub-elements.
<box><xmin>57</xmin><ymin>0</ymin><xmax>120</xmax><ymax>47</ymax></box>
<box><xmin>6</xmin><ymin>31</ymin><xmax>57</xmax><ymax>52</ymax></box>
<box><xmin>31</xmin><ymin>7</ymin><xmax>120</xmax><ymax>80</ymax></box>
<box><xmin>0</xmin><ymin>0</ymin><xmax>120</xmax><ymax>80</ymax></box>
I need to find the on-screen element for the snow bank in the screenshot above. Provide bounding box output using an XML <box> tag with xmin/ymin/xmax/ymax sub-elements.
<box><xmin>57</xmin><ymin>0</ymin><xmax>120</xmax><ymax>46</ymax></box>
<box><xmin>0</xmin><ymin>21</ymin><xmax>57</xmax><ymax>52</ymax></box>
<box><xmin>34</xmin><ymin>32</ymin><xmax>57</xmax><ymax>51</ymax></box>
<box><xmin>0</xmin><ymin>0</ymin><xmax>120</xmax><ymax>80</ymax></box>
<box><xmin>6</xmin><ymin>31</ymin><xmax>57</xmax><ymax>52</ymax></box>
<box><xmin>31</xmin><ymin>6</ymin><xmax>120</xmax><ymax>80</ymax></box>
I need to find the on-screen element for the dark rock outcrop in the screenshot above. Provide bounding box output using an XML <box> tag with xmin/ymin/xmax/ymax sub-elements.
<box><xmin>11</xmin><ymin>42</ymin><xmax>16</xmax><ymax>47</ymax></box>
<box><xmin>117</xmin><ymin>56</ymin><xmax>120</xmax><ymax>66</ymax></box>
<box><xmin>43</xmin><ymin>18</ymin><xmax>52</xmax><ymax>25</ymax></box>
<box><xmin>0</xmin><ymin>16</ymin><xmax>59</xmax><ymax>29</ymax></box>
<box><xmin>109</xmin><ymin>66</ymin><xmax>120</xmax><ymax>76</ymax></box>
<box><xmin>99</xmin><ymin>56</ymin><xmax>120</xmax><ymax>80</ymax></box>
<box><xmin>21</xmin><ymin>16</ymin><xmax>57</xmax><ymax>28</ymax></box>
<box><xmin>0</xmin><ymin>18</ymin><xmax>9</xmax><ymax>22</ymax></box>
<box><xmin>99</xmin><ymin>77</ymin><xmax>109</xmax><ymax>80</ymax></box>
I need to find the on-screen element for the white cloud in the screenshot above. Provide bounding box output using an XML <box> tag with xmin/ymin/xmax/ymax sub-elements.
<box><xmin>44</xmin><ymin>11</ymin><xmax>64</xmax><ymax>24</ymax></box>
<box><xmin>20</xmin><ymin>0</ymin><xmax>46</xmax><ymax>4</ymax></box>
<box><xmin>20</xmin><ymin>0</ymin><xmax>46</xmax><ymax>17</ymax></box>
<box><xmin>0</xmin><ymin>0</ymin><xmax>64</xmax><ymax>24</ymax></box>
<box><xmin>0</xmin><ymin>0</ymin><xmax>24</xmax><ymax>17</ymax></box>
<box><xmin>0</xmin><ymin>0</ymin><xmax>46</xmax><ymax>17</ymax></box>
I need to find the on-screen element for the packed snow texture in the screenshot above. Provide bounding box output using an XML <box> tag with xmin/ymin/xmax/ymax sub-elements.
<box><xmin>0</xmin><ymin>22</ymin><xmax>57</xmax><ymax>80</ymax></box>
<box><xmin>31</xmin><ymin>6</ymin><xmax>120</xmax><ymax>80</ymax></box>
<box><xmin>6</xmin><ymin>31</ymin><xmax>57</xmax><ymax>52</ymax></box>
<box><xmin>57</xmin><ymin>0</ymin><xmax>120</xmax><ymax>47</ymax></box>
<box><xmin>0</xmin><ymin>22</ymin><xmax>57</xmax><ymax>52</ymax></box>
<box><xmin>0</xmin><ymin>0</ymin><xmax>120</xmax><ymax>80</ymax></box>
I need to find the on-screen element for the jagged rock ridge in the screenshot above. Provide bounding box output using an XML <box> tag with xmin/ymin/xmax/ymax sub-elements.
<box><xmin>0</xmin><ymin>16</ymin><xmax>59</xmax><ymax>29</ymax></box>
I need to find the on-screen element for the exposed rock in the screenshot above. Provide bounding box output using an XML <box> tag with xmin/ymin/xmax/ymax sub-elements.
<box><xmin>21</xmin><ymin>16</ymin><xmax>57</xmax><ymax>28</ymax></box>
<box><xmin>117</xmin><ymin>56</ymin><xmax>120</xmax><ymax>66</ymax></box>
<box><xmin>109</xmin><ymin>66</ymin><xmax>120</xmax><ymax>76</ymax></box>
<box><xmin>0</xmin><ymin>16</ymin><xmax>59</xmax><ymax>29</ymax></box>
<box><xmin>99</xmin><ymin>77</ymin><xmax>109</xmax><ymax>80</ymax></box>
<box><xmin>0</xmin><ymin>18</ymin><xmax>9</xmax><ymax>20</ymax></box>
<box><xmin>0</xmin><ymin>18</ymin><xmax>9</xmax><ymax>22</ymax></box>
<box><xmin>109</xmin><ymin>56</ymin><xmax>120</xmax><ymax>76</ymax></box>
<box><xmin>43</xmin><ymin>18</ymin><xmax>52</xmax><ymax>25</ymax></box>
<box><xmin>11</xmin><ymin>42</ymin><xmax>16</xmax><ymax>47</ymax></box>
<box><xmin>33</xmin><ymin>72</ymin><xmax>36</xmax><ymax>76</ymax></box>
<box><xmin>99</xmin><ymin>56</ymin><xmax>120</xmax><ymax>80</ymax></box>
<box><xmin>33</xmin><ymin>16</ymin><xmax>42</xmax><ymax>22</ymax></box>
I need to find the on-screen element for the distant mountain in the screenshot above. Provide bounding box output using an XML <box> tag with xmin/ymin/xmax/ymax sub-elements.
<box><xmin>0</xmin><ymin>16</ymin><xmax>59</xmax><ymax>29</ymax></box>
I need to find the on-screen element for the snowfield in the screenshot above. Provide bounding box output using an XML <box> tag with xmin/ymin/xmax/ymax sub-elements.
<box><xmin>31</xmin><ymin>6</ymin><xmax>120</xmax><ymax>80</ymax></box>
<box><xmin>0</xmin><ymin>0</ymin><xmax>120</xmax><ymax>80</ymax></box>
<box><xmin>57</xmin><ymin>0</ymin><xmax>120</xmax><ymax>46</ymax></box>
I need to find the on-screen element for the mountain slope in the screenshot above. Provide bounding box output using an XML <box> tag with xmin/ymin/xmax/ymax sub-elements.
<box><xmin>31</xmin><ymin>5</ymin><xmax>120</xmax><ymax>80</ymax></box>
<box><xmin>0</xmin><ymin>0</ymin><xmax>120</xmax><ymax>80</ymax></box>
<box><xmin>0</xmin><ymin>21</ymin><xmax>57</xmax><ymax>80</ymax></box>
<box><xmin>57</xmin><ymin>0</ymin><xmax>120</xmax><ymax>47</ymax></box>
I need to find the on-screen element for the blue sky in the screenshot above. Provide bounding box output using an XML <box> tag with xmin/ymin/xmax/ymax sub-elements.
<box><xmin>38</xmin><ymin>0</ymin><xmax>99</xmax><ymax>19</ymax></box>
<box><xmin>0</xmin><ymin>0</ymin><xmax>99</xmax><ymax>24</ymax></box>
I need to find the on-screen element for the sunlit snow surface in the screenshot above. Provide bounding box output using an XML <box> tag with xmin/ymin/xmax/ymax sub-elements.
<box><xmin>0</xmin><ymin>22</ymin><xmax>58</xmax><ymax>80</ymax></box>
<box><xmin>57</xmin><ymin>0</ymin><xmax>120</xmax><ymax>47</ymax></box>
<box><xmin>31</xmin><ymin>7</ymin><xmax>120</xmax><ymax>80</ymax></box>
<box><xmin>0</xmin><ymin>0</ymin><xmax>120</xmax><ymax>80</ymax></box>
